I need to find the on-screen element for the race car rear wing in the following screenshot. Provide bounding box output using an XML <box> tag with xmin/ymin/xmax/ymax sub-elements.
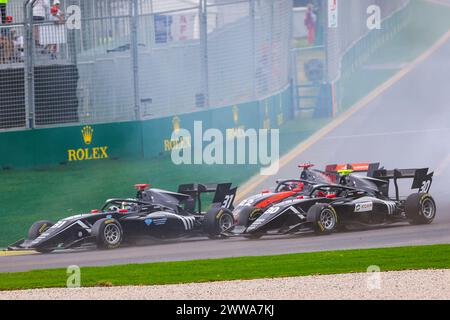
<box><xmin>370</xmin><ymin>168</ymin><xmax>434</xmax><ymax>200</ymax></box>
<box><xmin>178</xmin><ymin>183</ymin><xmax>237</xmax><ymax>213</ymax></box>
<box><xmin>323</xmin><ymin>163</ymin><xmax>380</xmax><ymax>182</ymax></box>
<box><xmin>325</xmin><ymin>163</ymin><xmax>380</xmax><ymax>175</ymax></box>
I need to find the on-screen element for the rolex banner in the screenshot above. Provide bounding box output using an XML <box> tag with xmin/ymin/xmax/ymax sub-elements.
<box><xmin>0</xmin><ymin>87</ymin><xmax>292</xmax><ymax>168</ymax></box>
<box><xmin>0</xmin><ymin>122</ymin><xmax>143</xmax><ymax>168</ymax></box>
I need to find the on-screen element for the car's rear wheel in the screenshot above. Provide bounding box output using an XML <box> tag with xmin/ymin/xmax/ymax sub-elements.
<box><xmin>92</xmin><ymin>218</ymin><xmax>123</xmax><ymax>249</ymax></box>
<box><xmin>28</xmin><ymin>220</ymin><xmax>55</xmax><ymax>253</ymax></box>
<box><xmin>307</xmin><ymin>204</ymin><xmax>338</xmax><ymax>235</ymax></box>
<box><xmin>405</xmin><ymin>193</ymin><xmax>436</xmax><ymax>225</ymax></box>
<box><xmin>203</xmin><ymin>207</ymin><xmax>234</xmax><ymax>239</ymax></box>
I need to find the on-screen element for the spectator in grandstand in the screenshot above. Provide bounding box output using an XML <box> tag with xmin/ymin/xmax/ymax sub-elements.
<box><xmin>50</xmin><ymin>0</ymin><xmax>64</xmax><ymax>22</ymax></box>
<box><xmin>0</xmin><ymin>15</ymin><xmax>24</xmax><ymax>63</ymax></box>
<box><xmin>0</xmin><ymin>15</ymin><xmax>13</xmax><ymax>63</ymax></box>
<box><xmin>0</xmin><ymin>0</ymin><xmax>8</xmax><ymax>25</ymax></box>
<box><xmin>12</xmin><ymin>30</ymin><xmax>24</xmax><ymax>62</ymax></box>
<box><xmin>6</xmin><ymin>15</ymin><xmax>24</xmax><ymax>63</ymax></box>
<box><xmin>33</xmin><ymin>0</ymin><xmax>50</xmax><ymax>45</ymax></box>
<box><xmin>33</xmin><ymin>0</ymin><xmax>50</xmax><ymax>22</ymax></box>
<box><xmin>4</xmin><ymin>13</ymin><xmax>11</xmax><ymax>26</ymax></box>
<box><xmin>48</xmin><ymin>0</ymin><xmax>64</xmax><ymax>59</ymax></box>
<box><xmin>304</xmin><ymin>3</ymin><xmax>317</xmax><ymax>45</ymax></box>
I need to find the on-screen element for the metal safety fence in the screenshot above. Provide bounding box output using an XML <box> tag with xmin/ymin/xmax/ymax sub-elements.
<box><xmin>289</xmin><ymin>0</ymin><xmax>411</xmax><ymax>116</ymax></box>
<box><xmin>325</xmin><ymin>0</ymin><xmax>410</xmax><ymax>83</ymax></box>
<box><xmin>0</xmin><ymin>0</ymin><xmax>293</xmax><ymax>130</ymax></box>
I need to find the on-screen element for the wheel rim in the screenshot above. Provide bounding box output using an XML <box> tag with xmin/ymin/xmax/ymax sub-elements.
<box><xmin>104</xmin><ymin>224</ymin><xmax>120</xmax><ymax>245</ymax></box>
<box><xmin>320</xmin><ymin>208</ymin><xmax>336</xmax><ymax>230</ymax></box>
<box><xmin>219</xmin><ymin>214</ymin><xmax>233</xmax><ymax>232</ymax></box>
<box><xmin>421</xmin><ymin>198</ymin><xmax>435</xmax><ymax>219</ymax></box>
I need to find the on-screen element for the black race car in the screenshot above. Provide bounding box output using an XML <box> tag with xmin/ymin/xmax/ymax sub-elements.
<box><xmin>224</xmin><ymin>166</ymin><xmax>436</xmax><ymax>239</ymax></box>
<box><xmin>8</xmin><ymin>183</ymin><xmax>237</xmax><ymax>253</ymax></box>
<box><xmin>224</xmin><ymin>163</ymin><xmax>350</xmax><ymax>231</ymax></box>
<box><xmin>229</xmin><ymin>164</ymin><xmax>332</xmax><ymax>218</ymax></box>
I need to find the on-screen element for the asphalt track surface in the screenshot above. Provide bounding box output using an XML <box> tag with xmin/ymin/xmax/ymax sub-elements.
<box><xmin>2</xmin><ymin>32</ymin><xmax>450</xmax><ymax>273</ymax></box>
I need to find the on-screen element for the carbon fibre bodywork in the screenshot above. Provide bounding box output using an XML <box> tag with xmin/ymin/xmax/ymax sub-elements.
<box><xmin>226</xmin><ymin>166</ymin><xmax>436</xmax><ymax>238</ymax></box>
<box><xmin>9</xmin><ymin>183</ymin><xmax>237</xmax><ymax>252</ymax></box>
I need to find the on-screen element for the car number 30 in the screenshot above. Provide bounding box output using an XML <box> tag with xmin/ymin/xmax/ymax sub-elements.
<box><xmin>420</xmin><ymin>180</ymin><xmax>431</xmax><ymax>193</ymax></box>
<box><xmin>265</xmin><ymin>207</ymin><xmax>280</xmax><ymax>214</ymax></box>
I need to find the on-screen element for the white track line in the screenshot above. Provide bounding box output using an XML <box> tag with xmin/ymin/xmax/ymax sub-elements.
<box><xmin>324</xmin><ymin>128</ymin><xmax>450</xmax><ymax>140</ymax></box>
<box><xmin>426</xmin><ymin>0</ymin><xmax>450</xmax><ymax>8</ymax></box>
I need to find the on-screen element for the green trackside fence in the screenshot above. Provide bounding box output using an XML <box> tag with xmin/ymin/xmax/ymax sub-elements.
<box><xmin>0</xmin><ymin>87</ymin><xmax>292</xmax><ymax>169</ymax></box>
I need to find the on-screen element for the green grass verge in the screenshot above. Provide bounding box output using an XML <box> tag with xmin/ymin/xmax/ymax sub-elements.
<box><xmin>1</xmin><ymin>244</ymin><xmax>450</xmax><ymax>291</ymax></box>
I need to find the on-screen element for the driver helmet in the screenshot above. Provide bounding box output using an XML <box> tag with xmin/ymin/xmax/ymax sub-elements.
<box><xmin>316</xmin><ymin>191</ymin><xmax>326</xmax><ymax>198</ymax></box>
<box><xmin>295</xmin><ymin>182</ymin><xmax>305</xmax><ymax>192</ymax></box>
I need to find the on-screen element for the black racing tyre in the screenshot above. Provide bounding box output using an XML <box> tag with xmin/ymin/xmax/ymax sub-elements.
<box><xmin>307</xmin><ymin>204</ymin><xmax>338</xmax><ymax>235</ymax></box>
<box><xmin>91</xmin><ymin>218</ymin><xmax>123</xmax><ymax>249</ymax></box>
<box><xmin>28</xmin><ymin>220</ymin><xmax>54</xmax><ymax>240</ymax></box>
<box><xmin>28</xmin><ymin>220</ymin><xmax>55</xmax><ymax>253</ymax></box>
<box><xmin>236</xmin><ymin>206</ymin><xmax>264</xmax><ymax>239</ymax></box>
<box><xmin>236</xmin><ymin>206</ymin><xmax>263</xmax><ymax>227</ymax></box>
<box><xmin>405</xmin><ymin>193</ymin><xmax>436</xmax><ymax>225</ymax></box>
<box><xmin>203</xmin><ymin>207</ymin><xmax>234</xmax><ymax>239</ymax></box>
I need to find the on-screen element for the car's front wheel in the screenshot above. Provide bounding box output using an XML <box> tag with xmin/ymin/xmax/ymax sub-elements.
<box><xmin>92</xmin><ymin>218</ymin><xmax>123</xmax><ymax>249</ymax></box>
<box><xmin>235</xmin><ymin>206</ymin><xmax>263</xmax><ymax>227</ymax></box>
<box><xmin>28</xmin><ymin>220</ymin><xmax>55</xmax><ymax>253</ymax></box>
<box><xmin>307</xmin><ymin>204</ymin><xmax>338</xmax><ymax>235</ymax></box>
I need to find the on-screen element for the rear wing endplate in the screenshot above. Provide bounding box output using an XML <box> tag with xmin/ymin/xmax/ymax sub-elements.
<box><xmin>178</xmin><ymin>183</ymin><xmax>237</xmax><ymax>212</ymax></box>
